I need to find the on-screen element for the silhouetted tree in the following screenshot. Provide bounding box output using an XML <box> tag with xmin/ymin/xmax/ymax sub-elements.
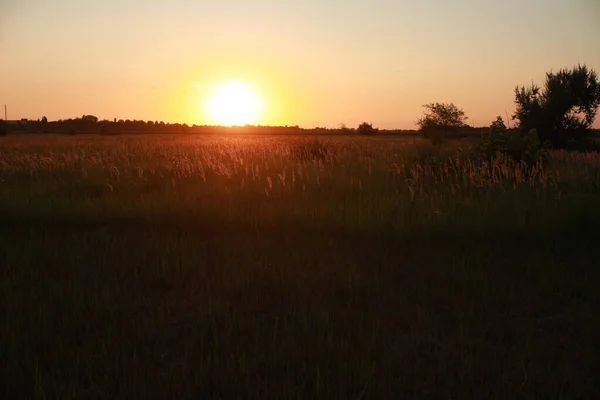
<box><xmin>513</xmin><ymin>64</ymin><xmax>600</xmax><ymax>148</ymax></box>
<box><xmin>490</xmin><ymin>116</ymin><xmax>507</xmax><ymax>134</ymax></box>
<box><xmin>338</xmin><ymin>123</ymin><xmax>350</xmax><ymax>134</ymax></box>
<box><xmin>357</xmin><ymin>122</ymin><xmax>377</xmax><ymax>135</ymax></box>
<box><xmin>417</xmin><ymin>103</ymin><xmax>468</xmax><ymax>143</ymax></box>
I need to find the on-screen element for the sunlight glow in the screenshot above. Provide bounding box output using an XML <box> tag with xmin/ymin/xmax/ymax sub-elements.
<box><xmin>203</xmin><ymin>80</ymin><xmax>263</xmax><ymax>126</ymax></box>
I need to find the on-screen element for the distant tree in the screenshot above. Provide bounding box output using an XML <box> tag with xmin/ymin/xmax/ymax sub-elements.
<box><xmin>41</xmin><ymin>116</ymin><xmax>48</xmax><ymax>123</ymax></box>
<box><xmin>513</xmin><ymin>64</ymin><xmax>600</xmax><ymax>147</ymax></box>
<box><xmin>82</xmin><ymin>115</ymin><xmax>98</xmax><ymax>123</ymax></box>
<box><xmin>357</xmin><ymin>122</ymin><xmax>377</xmax><ymax>135</ymax></box>
<box><xmin>417</xmin><ymin>102</ymin><xmax>468</xmax><ymax>144</ymax></box>
<box><xmin>490</xmin><ymin>116</ymin><xmax>507</xmax><ymax>134</ymax></box>
<box><xmin>338</xmin><ymin>123</ymin><xmax>352</xmax><ymax>134</ymax></box>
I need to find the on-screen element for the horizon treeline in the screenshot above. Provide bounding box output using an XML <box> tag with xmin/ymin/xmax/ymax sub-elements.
<box><xmin>0</xmin><ymin>116</ymin><xmax>508</xmax><ymax>136</ymax></box>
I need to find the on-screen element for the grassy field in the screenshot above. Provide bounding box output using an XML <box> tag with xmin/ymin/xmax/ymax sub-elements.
<box><xmin>2</xmin><ymin>134</ymin><xmax>600</xmax><ymax>399</ymax></box>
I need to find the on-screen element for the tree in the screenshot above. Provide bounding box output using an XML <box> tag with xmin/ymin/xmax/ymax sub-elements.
<box><xmin>480</xmin><ymin>116</ymin><xmax>511</xmax><ymax>157</ymax></box>
<box><xmin>513</xmin><ymin>64</ymin><xmax>600</xmax><ymax>147</ymax></box>
<box><xmin>41</xmin><ymin>116</ymin><xmax>48</xmax><ymax>123</ymax></box>
<box><xmin>82</xmin><ymin>115</ymin><xmax>98</xmax><ymax>123</ymax></box>
<box><xmin>417</xmin><ymin>103</ymin><xmax>468</xmax><ymax>143</ymax></box>
<box><xmin>357</xmin><ymin>122</ymin><xmax>377</xmax><ymax>135</ymax></box>
<box><xmin>490</xmin><ymin>116</ymin><xmax>507</xmax><ymax>134</ymax></box>
<box><xmin>338</xmin><ymin>123</ymin><xmax>351</xmax><ymax>134</ymax></box>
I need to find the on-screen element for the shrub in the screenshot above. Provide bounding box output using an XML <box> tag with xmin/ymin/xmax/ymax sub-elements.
<box><xmin>417</xmin><ymin>103</ymin><xmax>468</xmax><ymax>145</ymax></box>
<box><xmin>357</xmin><ymin>122</ymin><xmax>377</xmax><ymax>135</ymax></box>
<box><xmin>508</xmin><ymin>128</ymin><xmax>548</xmax><ymax>164</ymax></box>
<box><xmin>479</xmin><ymin>119</ymin><xmax>548</xmax><ymax>164</ymax></box>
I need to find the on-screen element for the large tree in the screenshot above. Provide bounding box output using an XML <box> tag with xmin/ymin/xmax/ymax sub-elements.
<box><xmin>513</xmin><ymin>64</ymin><xmax>600</xmax><ymax>147</ymax></box>
<box><xmin>417</xmin><ymin>102</ymin><xmax>468</xmax><ymax>143</ymax></box>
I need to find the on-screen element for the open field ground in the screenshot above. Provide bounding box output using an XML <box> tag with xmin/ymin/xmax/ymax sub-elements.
<box><xmin>2</xmin><ymin>134</ymin><xmax>600</xmax><ymax>398</ymax></box>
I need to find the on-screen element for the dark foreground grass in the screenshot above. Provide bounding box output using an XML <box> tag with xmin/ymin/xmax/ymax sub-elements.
<box><xmin>3</xmin><ymin>225</ymin><xmax>599</xmax><ymax>399</ymax></box>
<box><xmin>1</xmin><ymin>134</ymin><xmax>600</xmax><ymax>398</ymax></box>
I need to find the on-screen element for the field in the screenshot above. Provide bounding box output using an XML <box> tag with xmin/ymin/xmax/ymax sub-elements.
<box><xmin>2</xmin><ymin>134</ymin><xmax>600</xmax><ymax>399</ymax></box>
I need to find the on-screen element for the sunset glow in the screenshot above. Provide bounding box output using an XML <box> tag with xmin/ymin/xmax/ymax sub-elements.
<box><xmin>203</xmin><ymin>80</ymin><xmax>263</xmax><ymax>126</ymax></box>
<box><xmin>0</xmin><ymin>1</ymin><xmax>598</xmax><ymax>128</ymax></box>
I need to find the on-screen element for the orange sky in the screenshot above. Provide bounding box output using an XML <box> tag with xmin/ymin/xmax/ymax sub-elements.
<box><xmin>1</xmin><ymin>0</ymin><xmax>599</xmax><ymax>128</ymax></box>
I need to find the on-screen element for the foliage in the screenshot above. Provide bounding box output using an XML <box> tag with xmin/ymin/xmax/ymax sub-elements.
<box><xmin>417</xmin><ymin>102</ymin><xmax>468</xmax><ymax>144</ymax></box>
<box><xmin>507</xmin><ymin>128</ymin><xmax>548</xmax><ymax>164</ymax></box>
<box><xmin>479</xmin><ymin>117</ymin><xmax>548</xmax><ymax>164</ymax></box>
<box><xmin>513</xmin><ymin>64</ymin><xmax>600</xmax><ymax>148</ymax></box>
<box><xmin>479</xmin><ymin>116</ymin><xmax>509</xmax><ymax>157</ymax></box>
<box><xmin>357</xmin><ymin>122</ymin><xmax>377</xmax><ymax>135</ymax></box>
<box><xmin>338</xmin><ymin>123</ymin><xmax>351</xmax><ymax>134</ymax></box>
<box><xmin>490</xmin><ymin>116</ymin><xmax>507</xmax><ymax>133</ymax></box>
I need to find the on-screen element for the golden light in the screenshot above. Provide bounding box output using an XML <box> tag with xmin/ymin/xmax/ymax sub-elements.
<box><xmin>203</xmin><ymin>80</ymin><xmax>263</xmax><ymax>126</ymax></box>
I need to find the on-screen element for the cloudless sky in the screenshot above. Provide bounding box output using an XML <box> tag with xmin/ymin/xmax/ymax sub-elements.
<box><xmin>1</xmin><ymin>0</ymin><xmax>599</xmax><ymax>128</ymax></box>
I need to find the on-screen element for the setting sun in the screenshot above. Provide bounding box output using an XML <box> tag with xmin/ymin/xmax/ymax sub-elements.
<box><xmin>203</xmin><ymin>80</ymin><xmax>263</xmax><ymax>126</ymax></box>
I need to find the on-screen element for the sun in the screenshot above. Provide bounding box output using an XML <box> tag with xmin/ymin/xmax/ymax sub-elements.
<box><xmin>203</xmin><ymin>80</ymin><xmax>263</xmax><ymax>126</ymax></box>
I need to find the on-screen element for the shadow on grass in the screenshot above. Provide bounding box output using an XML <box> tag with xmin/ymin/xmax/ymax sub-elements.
<box><xmin>2</xmin><ymin>216</ymin><xmax>600</xmax><ymax>399</ymax></box>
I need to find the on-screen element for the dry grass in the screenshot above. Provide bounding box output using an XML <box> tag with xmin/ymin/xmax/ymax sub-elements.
<box><xmin>1</xmin><ymin>134</ymin><xmax>600</xmax><ymax>399</ymax></box>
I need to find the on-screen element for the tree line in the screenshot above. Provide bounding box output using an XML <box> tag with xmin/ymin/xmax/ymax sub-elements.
<box><xmin>2</xmin><ymin>64</ymin><xmax>598</xmax><ymax>145</ymax></box>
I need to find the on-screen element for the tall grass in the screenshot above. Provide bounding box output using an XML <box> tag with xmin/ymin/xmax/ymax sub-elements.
<box><xmin>1</xmin><ymin>134</ymin><xmax>600</xmax><ymax>399</ymax></box>
<box><xmin>1</xmin><ymin>134</ymin><xmax>598</xmax><ymax>234</ymax></box>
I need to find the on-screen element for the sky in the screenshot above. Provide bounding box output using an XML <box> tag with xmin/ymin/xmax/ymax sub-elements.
<box><xmin>1</xmin><ymin>0</ymin><xmax>599</xmax><ymax>129</ymax></box>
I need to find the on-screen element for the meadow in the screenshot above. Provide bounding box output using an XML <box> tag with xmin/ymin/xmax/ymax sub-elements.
<box><xmin>2</xmin><ymin>133</ymin><xmax>600</xmax><ymax>399</ymax></box>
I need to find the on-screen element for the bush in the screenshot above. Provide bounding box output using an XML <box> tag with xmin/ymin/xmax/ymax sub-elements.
<box><xmin>478</xmin><ymin>117</ymin><xmax>548</xmax><ymax>164</ymax></box>
<box><xmin>357</xmin><ymin>122</ymin><xmax>377</xmax><ymax>135</ymax></box>
<box><xmin>509</xmin><ymin>128</ymin><xmax>549</xmax><ymax>164</ymax></box>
